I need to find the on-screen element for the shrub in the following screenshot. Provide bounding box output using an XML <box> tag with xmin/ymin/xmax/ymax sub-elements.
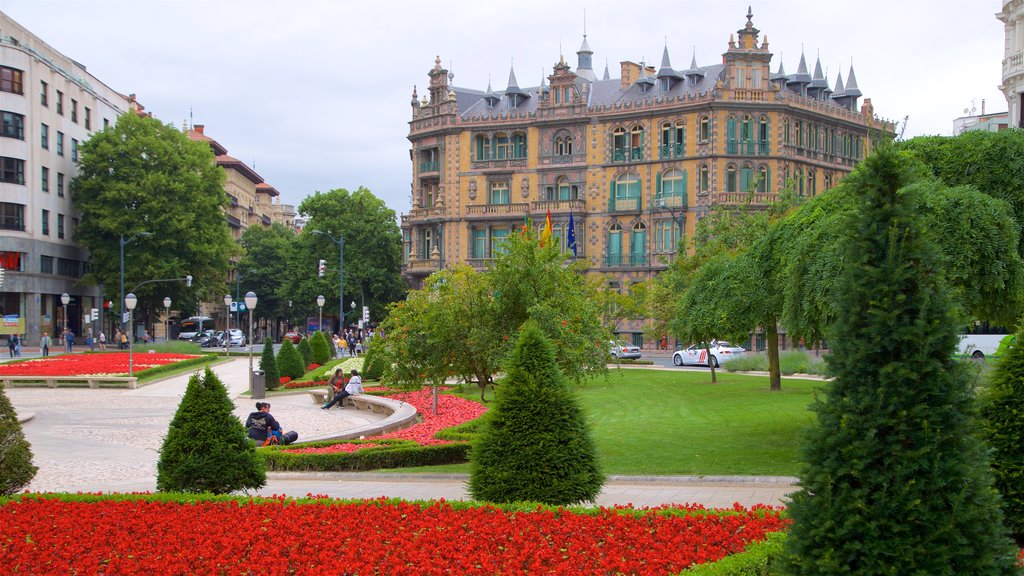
<box><xmin>276</xmin><ymin>339</ymin><xmax>305</xmax><ymax>380</ymax></box>
<box><xmin>261</xmin><ymin>439</ymin><xmax>470</xmax><ymax>471</ymax></box>
<box><xmin>980</xmin><ymin>325</ymin><xmax>1024</xmax><ymax>543</ymax></box>
<box><xmin>310</xmin><ymin>332</ymin><xmax>331</xmax><ymax>366</ymax></box>
<box><xmin>0</xmin><ymin>382</ymin><xmax>36</xmax><ymax>495</ymax></box>
<box><xmin>361</xmin><ymin>341</ymin><xmax>386</xmax><ymax>381</ymax></box>
<box><xmin>682</xmin><ymin>531</ymin><xmax>786</xmax><ymax>575</ymax></box>
<box><xmin>469</xmin><ymin>321</ymin><xmax>604</xmax><ymax>505</ymax></box>
<box><xmin>297</xmin><ymin>337</ymin><xmax>314</xmax><ymax>368</ymax></box>
<box><xmin>259</xmin><ymin>340</ymin><xmax>280</xmax><ymax>391</ymax></box>
<box><xmin>723</xmin><ymin>351</ymin><xmax>829</xmax><ymax>376</ymax></box>
<box><xmin>780</xmin><ymin>148</ymin><xmax>1017</xmax><ymax>574</ymax></box>
<box><xmin>156</xmin><ymin>368</ymin><xmax>265</xmax><ymax>494</ymax></box>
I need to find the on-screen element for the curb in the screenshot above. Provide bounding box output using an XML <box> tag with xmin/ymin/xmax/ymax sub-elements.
<box><xmin>266</xmin><ymin>471</ymin><xmax>799</xmax><ymax>486</ymax></box>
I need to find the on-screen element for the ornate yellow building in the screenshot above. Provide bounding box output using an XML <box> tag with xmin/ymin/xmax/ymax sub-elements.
<box><xmin>402</xmin><ymin>9</ymin><xmax>891</xmax><ymax>348</ymax></box>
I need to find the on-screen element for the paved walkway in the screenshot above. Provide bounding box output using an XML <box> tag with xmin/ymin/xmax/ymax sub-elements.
<box><xmin>7</xmin><ymin>358</ymin><xmax>797</xmax><ymax>508</ymax></box>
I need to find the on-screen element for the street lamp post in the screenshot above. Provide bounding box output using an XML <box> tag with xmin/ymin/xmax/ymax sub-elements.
<box><xmin>224</xmin><ymin>294</ymin><xmax>233</xmax><ymax>357</ymax></box>
<box><xmin>163</xmin><ymin>297</ymin><xmax>171</xmax><ymax>343</ymax></box>
<box><xmin>312</xmin><ymin>230</ymin><xmax>343</xmax><ymax>334</ymax></box>
<box><xmin>119</xmin><ymin>232</ymin><xmax>151</xmax><ymax>332</ymax></box>
<box><xmin>316</xmin><ymin>295</ymin><xmax>325</xmax><ymax>333</ymax></box>
<box><xmin>245</xmin><ymin>291</ymin><xmax>258</xmax><ymax>397</ymax></box>
<box><xmin>125</xmin><ymin>293</ymin><xmax>137</xmax><ymax>377</ymax></box>
<box><xmin>60</xmin><ymin>293</ymin><xmax>70</xmax><ymax>352</ymax></box>
<box><xmin>656</xmin><ymin>198</ymin><xmax>686</xmax><ymax>258</ymax></box>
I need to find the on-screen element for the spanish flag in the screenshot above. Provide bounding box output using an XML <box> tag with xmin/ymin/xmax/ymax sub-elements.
<box><xmin>541</xmin><ymin>210</ymin><xmax>553</xmax><ymax>247</ymax></box>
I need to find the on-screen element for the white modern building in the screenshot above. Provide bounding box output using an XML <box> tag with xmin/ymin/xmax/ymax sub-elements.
<box><xmin>999</xmin><ymin>0</ymin><xmax>1024</xmax><ymax>128</ymax></box>
<box><xmin>1</xmin><ymin>11</ymin><xmax>135</xmax><ymax>345</ymax></box>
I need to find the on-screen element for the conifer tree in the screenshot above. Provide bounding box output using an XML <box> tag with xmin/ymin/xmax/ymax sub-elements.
<box><xmin>157</xmin><ymin>368</ymin><xmax>265</xmax><ymax>494</ymax></box>
<box><xmin>469</xmin><ymin>321</ymin><xmax>603</xmax><ymax>505</ymax></box>
<box><xmin>259</xmin><ymin>340</ymin><xmax>281</xmax><ymax>391</ymax></box>
<box><xmin>276</xmin><ymin>339</ymin><xmax>305</xmax><ymax>380</ymax></box>
<box><xmin>980</xmin><ymin>327</ymin><xmax>1024</xmax><ymax>543</ymax></box>
<box><xmin>310</xmin><ymin>331</ymin><xmax>331</xmax><ymax>365</ymax></box>
<box><xmin>0</xmin><ymin>383</ymin><xmax>37</xmax><ymax>495</ymax></box>
<box><xmin>297</xmin><ymin>337</ymin><xmax>314</xmax><ymax>368</ymax></box>
<box><xmin>781</xmin><ymin>148</ymin><xmax>1017</xmax><ymax>574</ymax></box>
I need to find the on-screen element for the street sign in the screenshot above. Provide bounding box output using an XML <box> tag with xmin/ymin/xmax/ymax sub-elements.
<box><xmin>362</xmin><ymin>306</ymin><xmax>370</xmax><ymax>323</ymax></box>
<box><xmin>237</xmin><ymin>303</ymin><xmax>247</xmax><ymax>312</ymax></box>
<box><xmin>122</xmin><ymin>312</ymin><xmax>130</xmax><ymax>323</ymax></box>
<box><xmin>230</xmin><ymin>302</ymin><xmax>238</xmax><ymax>312</ymax></box>
<box><xmin>91</xmin><ymin>308</ymin><xmax>99</xmax><ymax>321</ymax></box>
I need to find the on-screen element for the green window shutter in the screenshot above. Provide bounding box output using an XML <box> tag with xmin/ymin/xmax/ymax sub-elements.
<box><xmin>609</xmin><ymin>181</ymin><xmax>616</xmax><ymax>211</ymax></box>
<box><xmin>766</xmin><ymin>167</ymin><xmax>771</xmax><ymax>193</ymax></box>
<box><xmin>656</xmin><ymin>173</ymin><xmax>662</xmax><ymax>197</ymax></box>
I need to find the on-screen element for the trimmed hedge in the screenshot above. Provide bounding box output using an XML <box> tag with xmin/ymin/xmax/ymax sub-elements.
<box><xmin>260</xmin><ymin>438</ymin><xmax>471</xmax><ymax>471</ymax></box>
<box><xmin>680</xmin><ymin>531</ymin><xmax>785</xmax><ymax>575</ymax></box>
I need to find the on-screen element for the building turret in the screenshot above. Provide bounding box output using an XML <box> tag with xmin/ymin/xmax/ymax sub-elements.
<box><xmin>576</xmin><ymin>35</ymin><xmax>597</xmax><ymax>81</ymax></box>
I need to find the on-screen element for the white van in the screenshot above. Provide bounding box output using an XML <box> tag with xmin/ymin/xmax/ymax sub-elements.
<box><xmin>957</xmin><ymin>333</ymin><xmax>1014</xmax><ymax>361</ymax></box>
<box><xmin>178</xmin><ymin>316</ymin><xmax>214</xmax><ymax>340</ymax></box>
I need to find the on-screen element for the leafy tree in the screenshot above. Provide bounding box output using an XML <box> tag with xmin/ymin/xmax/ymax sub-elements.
<box><xmin>156</xmin><ymin>368</ymin><xmax>265</xmax><ymax>494</ymax></box>
<box><xmin>72</xmin><ymin>113</ymin><xmax>234</xmax><ymax>321</ymax></box>
<box><xmin>310</xmin><ymin>331</ymin><xmax>331</xmax><ymax>365</ymax></box>
<box><xmin>594</xmin><ymin>275</ymin><xmax>649</xmax><ymax>335</ymax></box>
<box><xmin>297</xmin><ymin>337</ymin><xmax>314</xmax><ymax>368</ymax></box>
<box><xmin>276</xmin><ymin>339</ymin><xmax>305</xmax><ymax>380</ymax></box>
<box><xmin>980</xmin><ymin>326</ymin><xmax>1024</xmax><ymax>543</ymax></box>
<box><xmin>236</xmin><ymin>223</ymin><xmax>298</xmax><ymax>336</ymax></box>
<box><xmin>0</xmin><ymin>383</ymin><xmax>37</xmax><ymax>495</ymax></box>
<box><xmin>259</xmin><ymin>340</ymin><xmax>281</xmax><ymax>391</ymax></box>
<box><xmin>294</xmin><ymin>187</ymin><xmax>407</xmax><ymax>327</ymax></box>
<box><xmin>469</xmin><ymin>322</ymin><xmax>604</xmax><ymax>505</ymax></box>
<box><xmin>781</xmin><ymin>147</ymin><xmax>1016</xmax><ymax>575</ymax></box>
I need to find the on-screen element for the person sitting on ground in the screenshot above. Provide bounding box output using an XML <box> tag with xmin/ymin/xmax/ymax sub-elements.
<box><xmin>321</xmin><ymin>369</ymin><xmax>363</xmax><ymax>410</ymax></box>
<box><xmin>245</xmin><ymin>401</ymin><xmax>283</xmax><ymax>445</ymax></box>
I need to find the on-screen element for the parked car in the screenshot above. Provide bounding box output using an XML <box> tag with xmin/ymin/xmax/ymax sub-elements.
<box><xmin>281</xmin><ymin>331</ymin><xmax>302</xmax><ymax>344</ymax></box>
<box><xmin>191</xmin><ymin>330</ymin><xmax>217</xmax><ymax>347</ymax></box>
<box><xmin>200</xmin><ymin>333</ymin><xmax>224</xmax><ymax>348</ymax></box>
<box><xmin>609</xmin><ymin>340</ymin><xmax>642</xmax><ymax>360</ymax></box>
<box><xmin>672</xmin><ymin>341</ymin><xmax>747</xmax><ymax>368</ymax></box>
<box><xmin>216</xmin><ymin>329</ymin><xmax>246</xmax><ymax>347</ymax></box>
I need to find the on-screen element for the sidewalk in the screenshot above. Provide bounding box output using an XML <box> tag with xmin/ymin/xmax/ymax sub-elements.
<box><xmin>7</xmin><ymin>357</ymin><xmax>796</xmax><ymax>508</ymax></box>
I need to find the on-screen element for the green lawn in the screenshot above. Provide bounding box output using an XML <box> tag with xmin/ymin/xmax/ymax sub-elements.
<box><xmin>402</xmin><ymin>368</ymin><xmax>825</xmax><ymax>476</ymax></box>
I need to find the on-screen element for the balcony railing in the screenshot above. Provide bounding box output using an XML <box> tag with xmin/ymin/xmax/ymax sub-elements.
<box><xmin>659</xmin><ymin>144</ymin><xmax>685</xmax><ymax>159</ymax></box>
<box><xmin>226</xmin><ymin>215</ymin><xmax>241</xmax><ymax>228</ymax></box>
<box><xmin>609</xmin><ymin>196</ymin><xmax>641</xmax><ymax>212</ymax></box>
<box><xmin>465</xmin><ymin>202</ymin><xmax>528</xmax><ymax>216</ymax></box>
<box><xmin>713</xmin><ymin>192</ymin><xmax>778</xmax><ymax>205</ymax></box>
<box><xmin>654</xmin><ymin>194</ymin><xmax>685</xmax><ymax>209</ymax></box>
<box><xmin>405</xmin><ymin>258</ymin><xmax>442</xmax><ymax>272</ymax></box>
<box><xmin>419</xmin><ymin>161</ymin><xmax>439</xmax><ymax>173</ymax></box>
<box><xmin>407</xmin><ymin>206</ymin><xmax>446</xmax><ymax>219</ymax></box>
<box><xmin>603</xmin><ymin>253</ymin><xmax>648</xmax><ymax>268</ymax></box>
<box><xmin>611</xmin><ymin>148</ymin><xmax>645</xmax><ymax>163</ymax></box>
<box><xmin>531</xmin><ymin>199</ymin><xmax>585</xmax><ymax>213</ymax></box>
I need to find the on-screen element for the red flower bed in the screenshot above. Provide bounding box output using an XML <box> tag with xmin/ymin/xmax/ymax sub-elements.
<box><xmin>279</xmin><ymin>376</ymin><xmax>292</xmax><ymax>385</ymax></box>
<box><xmin>0</xmin><ymin>352</ymin><xmax>199</xmax><ymax>377</ymax></box>
<box><xmin>285</xmin><ymin>388</ymin><xmax>486</xmax><ymax>455</ymax></box>
<box><xmin>0</xmin><ymin>497</ymin><xmax>788</xmax><ymax>575</ymax></box>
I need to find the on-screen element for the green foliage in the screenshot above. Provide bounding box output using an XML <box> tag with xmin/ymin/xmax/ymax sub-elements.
<box><xmin>781</xmin><ymin>147</ymin><xmax>1017</xmax><ymax>575</ymax></box>
<box><xmin>681</xmin><ymin>531</ymin><xmax>786</xmax><ymax>575</ymax></box>
<box><xmin>980</xmin><ymin>325</ymin><xmax>1024</xmax><ymax>542</ymax></box>
<box><xmin>237</xmin><ymin>223</ymin><xmax>299</xmax><ymax>327</ymax></box>
<box><xmin>259</xmin><ymin>341</ymin><xmax>280</xmax><ymax>391</ymax></box>
<box><xmin>260</xmin><ymin>439</ymin><xmax>470</xmax><ymax>471</ymax></box>
<box><xmin>156</xmin><ymin>368</ymin><xmax>265</xmax><ymax>494</ymax></box>
<box><xmin>722</xmin><ymin>350</ymin><xmax>829</xmax><ymax>377</ymax></box>
<box><xmin>71</xmin><ymin>113</ymin><xmax>234</xmax><ymax>318</ymax></box>
<box><xmin>276</xmin><ymin>339</ymin><xmax>305</xmax><ymax>380</ymax></box>
<box><xmin>361</xmin><ymin>340</ymin><xmax>386</xmax><ymax>381</ymax></box>
<box><xmin>0</xmin><ymin>383</ymin><xmax>37</xmax><ymax>495</ymax></box>
<box><xmin>469</xmin><ymin>322</ymin><xmax>604</xmax><ymax>505</ymax></box>
<box><xmin>297</xmin><ymin>337</ymin><xmax>314</xmax><ymax>368</ymax></box>
<box><xmin>310</xmin><ymin>332</ymin><xmax>331</xmax><ymax>365</ymax></box>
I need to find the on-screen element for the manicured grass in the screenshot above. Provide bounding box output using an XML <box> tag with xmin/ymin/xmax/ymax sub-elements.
<box><xmin>398</xmin><ymin>368</ymin><xmax>824</xmax><ymax>476</ymax></box>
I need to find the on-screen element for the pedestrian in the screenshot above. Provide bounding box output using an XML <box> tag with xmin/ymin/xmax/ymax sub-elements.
<box><xmin>98</xmin><ymin>331</ymin><xmax>106</xmax><ymax>351</ymax></box>
<box><xmin>119</xmin><ymin>330</ymin><xmax>128</xmax><ymax>350</ymax></box>
<box><xmin>39</xmin><ymin>333</ymin><xmax>51</xmax><ymax>357</ymax></box>
<box><xmin>87</xmin><ymin>328</ymin><xmax>94</xmax><ymax>351</ymax></box>
<box><xmin>63</xmin><ymin>327</ymin><xmax>74</xmax><ymax>353</ymax></box>
<box><xmin>322</xmin><ymin>369</ymin><xmax>363</xmax><ymax>410</ymax></box>
<box><xmin>7</xmin><ymin>334</ymin><xmax>17</xmax><ymax>358</ymax></box>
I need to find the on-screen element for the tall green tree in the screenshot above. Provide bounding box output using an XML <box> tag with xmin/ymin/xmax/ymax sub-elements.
<box><xmin>72</xmin><ymin>113</ymin><xmax>234</xmax><ymax>321</ymax></box>
<box><xmin>259</xmin><ymin>341</ymin><xmax>281</xmax><ymax>391</ymax></box>
<box><xmin>781</xmin><ymin>147</ymin><xmax>1016</xmax><ymax>575</ymax></box>
<box><xmin>469</xmin><ymin>322</ymin><xmax>604</xmax><ymax>505</ymax></box>
<box><xmin>980</xmin><ymin>326</ymin><xmax>1024</xmax><ymax>543</ymax></box>
<box><xmin>237</xmin><ymin>223</ymin><xmax>297</xmax><ymax>335</ymax></box>
<box><xmin>0</xmin><ymin>383</ymin><xmax>36</xmax><ymax>495</ymax></box>
<box><xmin>157</xmin><ymin>368</ymin><xmax>265</xmax><ymax>494</ymax></box>
<box><xmin>295</xmin><ymin>187</ymin><xmax>406</xmax><ymax>326</ymax></box>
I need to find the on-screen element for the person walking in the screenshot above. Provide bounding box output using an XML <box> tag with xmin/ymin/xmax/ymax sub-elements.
<box><xmin>98</xmin><ymin>331</ymin><xmax>106</xmax><ymax>351</ymax></box>
<box><xmin>63</xmin><ymin>327</ymin><xmax>74</xmax><ymax>353</ymax></box>
<box><xmin>8</xmin><ymin>334</ymin><xmax>18</xmax><ymax>358</ymax></box>
<box><xmin>39</xmin><ymin>333</ymin><xmax>51</xmax><ymax>357</ymax></box>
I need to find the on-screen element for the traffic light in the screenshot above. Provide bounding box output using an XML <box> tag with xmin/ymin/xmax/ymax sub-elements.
<box><xmin>318</xmin><ymin>259</ymin><xmax>326</xmax><ymax>278</ymax></box>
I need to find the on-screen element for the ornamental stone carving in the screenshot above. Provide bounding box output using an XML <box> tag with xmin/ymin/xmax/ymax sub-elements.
<box><xmin>520</xmin><ymin>176</ymin><xmax>530</xmax><ymax>199</ymax></box>
<box><xmin>468</xmin><ymin>179</ymin><xmax>477</xmax><ymax>200</ymax></box>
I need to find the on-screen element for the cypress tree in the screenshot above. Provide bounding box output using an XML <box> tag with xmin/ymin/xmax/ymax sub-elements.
<box><xmin>156</xmin><ymin>368</ymin><xmax>265</xmax><ymax>494</ymax></box>
<box><xmin>980</xmin><ymin>327</ymin><xmax>1024</xmax><ymax>543</ymax></box>
<box><xmin>310</xmin><ymin>331</ymin><xmax>331</xmax><ymax>365</ymax></box>
<box><xmin>276</xmin><ymin>339</ymin><xmax>305</xmax><ymax>380</ymax></box>
<box><xmin>259</xmin><ymin>340</ymin><xmax>280</xmax><ymax>391</ymax></box>
<box><xmin>0</xmin><ymin>383</ymin><xmax>37</xmax><ymax>495</ymax></box>
<box><xmin>781</xmin><ymin>148</ymin><xmax>1017</xmax><ymax>574</ymax></box>
<box><xmin>297</xmin><ymin>336</ymin><xmax>314</xmax><ymax>368</ymax></box>
<box><xmin>469</xmin><ymin>321</ymin><xmax>603</xmax><ymax>505</ymax></box>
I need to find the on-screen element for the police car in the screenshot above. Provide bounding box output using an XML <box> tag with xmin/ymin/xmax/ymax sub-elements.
<box><xmin>672</xmin><ymin>341</ymin><xmax>747</xmax><ymax>368</ymax></box>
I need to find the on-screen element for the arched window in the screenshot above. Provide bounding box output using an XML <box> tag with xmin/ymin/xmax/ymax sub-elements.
<box><xmin>759</xmin><ymin>116</ymin><xmax>770</xmax><ymax>155</ymax></box>
<box><xmin>699</xmin><ymin>115</ymin><xmax>710</xmax><ymax>143</ymax></box>
<box><xmin>611</xmin><ymin>172</ymin><xmax>641</xmax><ymax>211</ymax></box>
<box><xmin>757</xmin><ymin>165</ymin><xmax>770</xmax><ymax>193</ymax></box>
<box><xmin>612</xmin><ymin>127</ymin><xmax>628</xmax><ymax>162</ymax></box>
<box><xmin>475</xmin><ymin>134</ymin><xmax>491</xmax><ymax>160</ymax></box>
<box><xmin>699</xmin><ymin>164</ymin><xmax>710</xmax><ymax>194</ymax></box>
<box><xmin>555</xmin><ymin>136</ymin><xmax>565</xmax><ymax>156</ymax></box>
<box><xmin>630</xmin><ymin>125</ymin><xmax>644</xmax><ymax>160</ymax></box>
<box><xmin>783</xmin><ymin>119</ymin><xmax>791</xmax><ymax>145</ymax></box>
<box><xmin>808</xmin><ymin>169</ymin><xmax>817</xmax><ymax>196</ymax></box>
<box><xmin>607</xmin><ymin>223</ymin><xmax>623</xmax><ymax>266</ymax></box>
<box><xmin>740</xmin><ymin>163</ymin><xmax>754</xmax><ymax>193</ymax></box>
<box><xmin>658</xmin><ymin>169</ymin><xmax>687</xmax><ymax>206</ymax></box>
<box><xmin>741</xmin><ymin>115</ymin><xmax>755</xmax><ymax>154</ymax></box>
<box><xmin>511</xmin><ymin>132</ymin><xmax>527</xmax><ymax>158</ymax></box>
<box><xmin>795</xmin><ymin>168</ymin><xmax>804</xmax><ymax>196</ymax></box>
<box><xmin>557</xmin><ymin>176</ymin><xmax>572</xmax><ymax>201</ymax></box>
<box><xmin>726</xmin><ymin>115</ymin><xmax>738</xmax><ymax>154</ymax></box>
<box><xmin>726</xmin><ymin>164</ymin><xmax>737</xmax><ymax>192</ymax></box>
<box><xmin>630</xmin><ymin>222</ymin><xmax>647</xmax><ymax>266</ymax></box>
<box><xmin>494</xmin><ymin>133</ymin><xmax>510</xmax><ymax>159</ymax></box>
<box><xmin>660</xmin><ymin>121</ymin><xmax>685</xmax><ymax>158</ymax></box>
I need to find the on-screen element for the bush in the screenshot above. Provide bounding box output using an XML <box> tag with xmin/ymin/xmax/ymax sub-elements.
<box><xmin>0</xmin><ymin>382</ymin><xmax>36</xmax><ymax>495</ymax></box>
<box><xmin>261</xmin><ymin>439</ymin><xmax>470</xmax><ymax>471</ymax></box>
<box><xmin>362</xmin><ymin>341</ymin><xmax>386</xmax><ymax>381</ymax></box>
<box><xmin>156</xmin><ymin>368</ymin><xmax>265</xmax><ymax>494</ymax></box>
<box><xmin>276</xmin><ymin>339</ymin><xmax>305</xmax><ymax>380</ymax></box>
<box><xmin>297</xmin><ymin>337</ymin><xmax>314</xmax><ymax>368</ymax></box>
<box><xmin>682</xmin><ymin>531</ymin><xmax>786</xmax><ymax>575</ymax></box>
<box><xmin>469</xmin><ymin>321</ymin><xmax>604</xmax><ymax>505</ymax></box>
<box><xmin>980</xmin><ymin>325</ymin><xmax>1024</xmax><ymax>543</ymax></box>
<box><xmin>723</xmin><ymin>351</ymin><xmax>829</xmax><ymax>376</ymax></box>
<box><xmin>310</xmin><ymin>332</ymin><xmax>331</xmax><ymax>366</ymax></box>
<box><xmin>259</xmin><ymin>340</ymin><xmax>280</xmax><ymax>391</ymax></box>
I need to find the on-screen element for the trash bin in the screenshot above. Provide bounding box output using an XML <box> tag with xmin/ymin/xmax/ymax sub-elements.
<box><xmin>252</xmin><ymin>370</ymin><xmax>266</xmax><ymax>399</ymax></box>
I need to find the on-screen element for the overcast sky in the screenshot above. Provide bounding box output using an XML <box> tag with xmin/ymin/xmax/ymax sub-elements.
<box><xmin>2</xmin><ymin>0</ymin><xmax>1007</xmax><ymax>215</ymax></box>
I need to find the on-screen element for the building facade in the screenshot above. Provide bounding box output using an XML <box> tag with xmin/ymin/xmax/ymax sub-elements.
<box><xmin>401</xmin><ymin>9</ymin><xmax>890</xmax><ymax>349</ymax></box>
<box><xmin>1</xmin><ymin>11</ymin><xmax>134</xmax><ymax>344</ymax></box>
<box><xmin>999</xmin><ymin>0</ymin><xmax>1024</xmax><ymax>128</ymax></box>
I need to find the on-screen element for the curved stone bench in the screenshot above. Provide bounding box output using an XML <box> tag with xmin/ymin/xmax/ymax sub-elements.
<box><xmin>300</xmin><ymin>393</ymin><xmax>420</xmax><ymax>444</ymax></box>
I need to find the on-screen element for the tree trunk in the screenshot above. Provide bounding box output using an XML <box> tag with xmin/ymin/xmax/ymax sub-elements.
<box><xmin>767</xmin><ymin>325</ymin><xmax>782</xmax><ymax>391</ymax></box>
<box><xmin>475</xmin><ymin>371</ymin><xmax>490</xmax><ymax>402</ymax></box>
<box><xmin>706</xmin><ymin>345</ymin><xmax>717</xmax><ymax>384</ymax></box>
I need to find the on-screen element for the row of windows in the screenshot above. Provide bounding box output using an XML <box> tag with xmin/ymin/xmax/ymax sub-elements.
<box><xmin>39</xmin><ymin>79</ymin><xmax>93</xmax><ymax>129</ymax></box>
<box><xmin>0</xmin><ymin>253</ymin><xmax>84</xmax><ymax>277</ymax></box>
<box><xmin>784</xmin><ymin>119</ymin><xmax>864</xmax><ymax>159</ymax></box>
<box><xmin>39</xmin><ymin>168</ymin><xmax>66</xmax><ymax>195</ymax></box>
<box><xmin>474</xmin><ymin>133</ymin><xmax>527</xmax><ymax>161</ymax></box>
<box><xmin>39</xmin><ymin>209</ymin><xmax>68</xmax><ymax>239</ymax></box>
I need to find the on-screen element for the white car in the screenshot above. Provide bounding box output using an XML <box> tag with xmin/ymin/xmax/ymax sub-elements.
<box><xmin>216</xmin><ymin>329</ymin><xmax>246</xmax><ymax>347</ymax></box>
<box><xmin>672</xmin><ymin>341</ymin><xmax>747</xmax><ymax>368</ymax></box>
<box><xmin>609</xmin><ymin>340</ymin><xmax>642</xmax><ymax>360</ymax></box>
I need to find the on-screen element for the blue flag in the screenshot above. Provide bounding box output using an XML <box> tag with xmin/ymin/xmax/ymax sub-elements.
<box><xmin>566</xmin><ymin>211</ymin><xmax>578</xmax><ymax>257</ymax></box>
